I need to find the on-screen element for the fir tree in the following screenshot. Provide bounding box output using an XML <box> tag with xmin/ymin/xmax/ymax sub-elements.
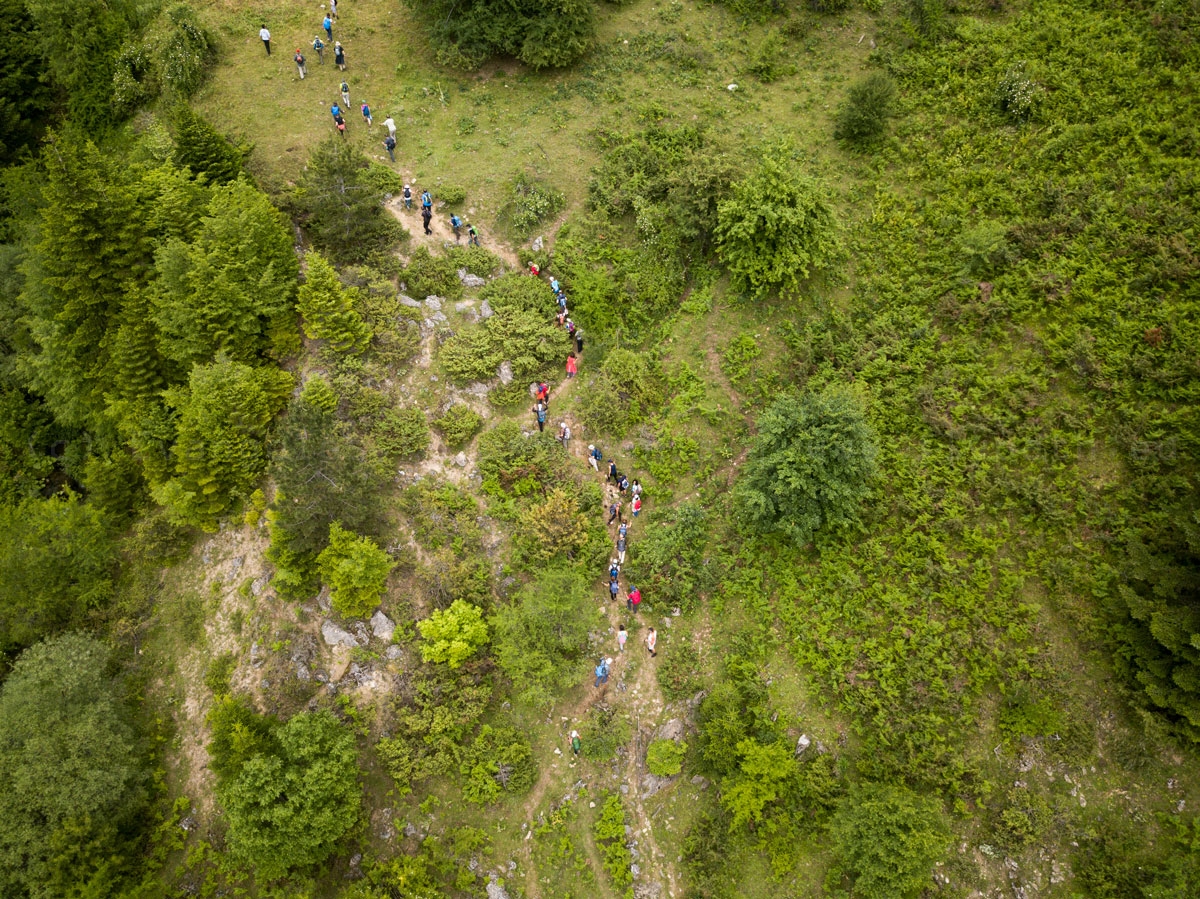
<box><xmin>297</xmin><ymin>251</ymin><xmax>370</xmax><ymax>354</ymax></box>
<box><xmin>171</xmin><ymin>104</ymin><xmax>248</xmax><ymax>185</ymax></box>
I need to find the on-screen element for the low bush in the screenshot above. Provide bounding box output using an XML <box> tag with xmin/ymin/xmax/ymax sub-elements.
<box><xmin>434</xmin><ymin>404</ymin><xmax>484</xmax><ymax>447</ymax></box>
<box><xmin>834</xmin><ymin>73</ymin><xmax>897</xmax><ymax>146</ymax></box>
<box><xmin>579</xmin><ymin>702</ymin><xmax>633</xmax><ymax>760</ymax></box>
<box><xmin>418</xmin><ymin>599</ymin><xmax>489</xmax><ymax>668</ymax></box>
<box><xmin>459</xmin><ymin>724</ymin><xmax>536</xmax><ymax>803</ymax></box>
<box><xmin>647</xmin><ymin>738</ymin><xmax>687</xmax><ymax>776</ymax></box>
<box><xmin>500</xmin><ymin>172</ymin><xmax>565</xmax><ymax>236</ymax></box>
<box><xmin>404</xmin><ymin>246</ymin><xmax>463</xmax><ymax>300</ymax></box>
<box><xmin>316</xmin><ymin>523</ymin><xmax>395</xmax><ymax>618</ymax></box>
<box><xmin>594</xmin><ymin>794</ymin><xmax>634</xmax><ymax>891</ymax></box>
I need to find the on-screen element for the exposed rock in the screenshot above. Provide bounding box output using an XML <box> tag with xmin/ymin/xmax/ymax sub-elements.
<box><xmin>349</xmin><ymin>620</ymin><xmax>371</xmax><ymax>645</ymax></box>
<box><xmin>250</xmin><ymin>641</ymin><xmax>265</xmax><ymax>668</ymax></box>
<box><xmin>498</xmin><ymin>361</ymin><xmax>513</xmax><ymax>384</ymax></box>
<box><xmin>464</xmin><ymin>381</ymin><xmax>490</xmax><ymax>397</ymax></box>
<box><xmin>316</xmin><ymin>585</ymin><xmax>332</xmax><ymax>614</ymax></box>
<box><xmin>424</xmin><ymin>296</ymin><xmax>443</xmax><ymax>311</ymax></box>
<box><xmin>654</xmin><ymin>718</ymin><xmax>684</xmax><ymax>742</ymax></box>
<box><xmin>485</xmin><ymin>880</ymin><xmax>510</xmax><ymax>899</ymax></box>
<box><xmin>399</xmin><ymin>294</ymin><xmax>422</xmax><ymax>308</ymax></box>
<box><xmin>370</xmin><ymin>610</ymin><xmax>397</xmax><ymax>641</ymax></box>
<box><xmin>251</xmin><ymin>575</ymin><xmax>269</xmax><ymax>596</ymax></box>
<box><xmin>322</xmin><ymin>620</ymin><xmax>361</xmax><ymax>648</ymax></box>
<box><xmin>454</xmin><ymin>452</ymin><xmax>468</xmax><ymax>467</ymax></box>
<box><xmin>479</xmin><ymin>300</ymin><xmax>494</xmax><ymax>319</ymax></box>
<box><xmin>295</xmin><ymin>662</ymin><xmax>311</xmax><ymax>681</ymax></box>
<box><xmin>329</xmin><ymin>647</ymin><xmax>353</xmax><ymax>681</ymax></box>
<box><xmin>346</xmin><ymin>663</ymin><xmax>377</xmax><ymax>688</ymax></box>
<box><xmin>458</xmin><ymin>269</ymin><xmax>487</xmax><ymax>288</ymax></box>
<box><xmin>641</xmin><ymin>773</ymin><xmax>673</xmax><ymax>798</ymax></box>
<box><xmin>795</xmin><ymin>734</ymin><xmax>811</xmax><ymax>756</ymax></box>
<box><xmin>430</xmin><ymin>311</ymin><xmax>447</xmax><ymax>324</ymax></box>
<box><xmin>531</xmin><ymin>235</ymin><xmax>544</xmax><ymax>252</ymax></box>
<box><xmin>690</xmin><ymin>775</ymin><xmax>709</xmax><ymax>790</ymax></box>
<box><xmin>385</xmin><ymin>644</ymin><xmax>404</xmax><ymax>660</ymax></box>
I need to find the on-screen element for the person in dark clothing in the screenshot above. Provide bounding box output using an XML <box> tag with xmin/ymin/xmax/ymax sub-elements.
<box><xmin>421</xmin><ymin>206</ymin><xmax>432</xmax><ymax>235</ymax></box>
<box><xmin>384</xmin><ymin>134</ymin><xmax>396</xmax><ymax>162</ymax></box>
<box><xmin>608</xmin><ymin>460</ymin><xmax>618</xmax><ymax>482</ymax></box>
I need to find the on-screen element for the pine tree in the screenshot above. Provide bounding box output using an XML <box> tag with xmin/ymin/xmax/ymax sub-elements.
<box><xmin>297</xmin><ymin>252</ymin><xmax>370</xmax><ymax>354</ymax></box>
<box><xmin>297</xmin><ymin>138</ymin><xmax>402</xmax><ymax>261</ymax></box>
<box><xmin>171</xmin><ymin>104</ymin><xmax>248</xmax><ymax>185</ymax></box>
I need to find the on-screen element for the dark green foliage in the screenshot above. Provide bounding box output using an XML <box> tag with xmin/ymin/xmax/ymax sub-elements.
<box><xmin>219</xmin><ymin>710</ymin><xmax>361</xmax><ymax>880</ymax></box>
<box><xmin>828</xmin><ymin>782</ymin><xmax>951</xmax><ymax>899</ymax></box>
<box><xmin>297</xmin><ymin>138</ymin><xmax>408</xmax><ymax>261</ymax></box>
<box><xmin>446</xmin><ymin>243</ymin><xmax>502</xmax><ymax>277</ymax></box>
<box><xmin>439</xmin><ymin>307</ymin><xmax>564</xmax><ymax>387</ymax></box>
<box><xmin>1073</xmin><ymin>809</ymin><xmax>1200</xmax><ymax>899</ymax></box>
<box><xmin>0</xmin><ymin>633</ymin><xmax>145</xmax><ymax>899</ymax></box>
<box><xmin>490</xmin><ymin>566</ymin><xmax>593</xmax><ymax>706</ymax></box>
<box><xmin>594</xmin><ymin>793</ymin><xmax>634</xmax><ymax>890</ymax></box>
<box><xmin>476</xmin><ymin>420</ymin><xmax>560</xmax><ymax>495</ymax></box>
<box><xmin>578</xmin><ymin>347</ymin><xmax>664</xmax><ymax>437</ymax></box>
<box><xmin>409</xmin><ymin>0</ymin><xmax>594</xmax><ymax>71</ymax></box>
<box><xmin>170</xmin><ymin>104</ymin><xmax>248</xmax><ymax>184</ymax></box>
<box><xmin>735</xmin><ymin>388</ymin><xmax>878</xmax><ymax>546</ymax></box>
<box><xmin>499</xmin><ymin>171</ymin><xmax>565</xmax><ymax>236</ymax></box>
<box><xmin>206</xmin><ymin>695</ymin><xmax>277</xmax><ymax>783</ymax></box>
<box><xmin>715</xmin><ymin>144</ymin><xmax>840</xmax><ymax>300</ymax></box>
<box><xmin>0</xmin><ymin>0</ymin><xmax>54</xmax><ymax>163</ymax></box>
<box><xmin>298</xmin><ymin>251</ymin><xmax>371</xmax><ymax>354</ymax></box>
<box><xmin>153</xmin><ymin>356</ymin><xmax>292</xmax><ymax>529</ymax></box>
<box><xmin>157</xmin><ymin>3</ymin><xmax>214</xmax><ymax>98</ymax></box>
<box><xmin>459</xmin><ymin>724</ymin><xmax>536</xmax><ymax>802</ymax></box>
<box><xmin>152</xmin><ymin>178</ymin><xmax>299</xmax><ymax>367</ymax></box>
<box><xmin>907</xmin><ymin>0</ymin><xmax>947</xmax><ymax>40</ymax></box>
<box><xmin>657</xmin><ymin>638</ymin><xmax>705</xmax><ymax>700</ymax></box>
<box><xmin>578</xmin><ymin>701</ymin><xmax>633</xmax><ymax>760</ymax></box>
<box><xmin>480</xmin><ymin>272</ymin><xmax>555</xmax><ymax>312</ymax></box>
<box><xmin>403</xmin><ymin>246</ymin><xmax>463</xmax><ymax>301</ymax></box>
<box><xmin>204</xmin><ymin>652</ymin><xmax>237</xmax><ymax>696</ymax></box>
<box><xmin>835</xmin><ymin>72</ymin><xmax>897</xmax><ymax>145</ymax></box>
<box><xmin>627</xmin><ymin>502</ymin><xmax>712</xmax><ymax>613</ymax></box>
<box><xmin>0</xmin><ymin>495</ymin><xmax>115</xmax><ymax>655</ymax></box>
<box><xmin>0</xmin><ymin>385</ymin><xmax>58</xmax><ymax>504</ymax></box>
<box><xmin>434</xmin><ymin>403</ymin><xmax>484</xmax><ymax>448</ymax></box>
<box><xmin>371</xmin><ymin>406</ymin><xmax>430</xmax><ymax>466</ymax></box>
<box><xmin>746</xmin><ymin>29</ymin><xmax>792</xmax><ymax>83</ymax></box>
<box><xmin>712</xmin><ymin>0</ymin><xmax>786</xmax><ymax>22</ymax></box>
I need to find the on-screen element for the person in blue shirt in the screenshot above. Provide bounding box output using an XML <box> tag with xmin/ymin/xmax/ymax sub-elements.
<box><xmin>330</xmin><ymin>102</ymin><xmax>341</xmax><ymax>120</ymax></box>
<box><xmin>323</xmin><ymin>14</ymin><xmax>333</xmax><ymax>41</ymax></box>
<box><xmin>313</xmin><ymin>35</ymin><xmax>325</xmax><ymax>63</ymax></box>
<box><xmin>450</xmin><ymin>214</ymin><xmax>462</xmax><ymax>241</ymax></box>
<box><xmin>421</xmin><ymin>190</ymin><xmax>433</xmax><ymax>210</ymax></box>
<box><xmin>594</xmin><ymin>657</ymin><xmax>610</xmax><ymax>687</ymax></box>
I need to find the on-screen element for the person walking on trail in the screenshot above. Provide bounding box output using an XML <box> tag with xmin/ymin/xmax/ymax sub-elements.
<box><xmin>618</xmin><ymin>520</ymin><xmax>628</xmax><ymax>540</ymax></box>
<box><xmin>421</xmin><ymin>206</ymin><xmax>432</xmax><ymax>235</ymax></box>
<box><xmin>340</xmin><ymin>80</ymin><xmax>350</xmax><ymax>107</ymax></box>
<box><xmin>330</xmin><ymin>102</ymin><xmax>342</xmax><ymax>120</ymax></box>
<box><xmin>535</xmin><ymin>381</ymin><xmax>549</xmax><ymax>405</ymax></box>
<box><xmin>334</xmin><ymin>41</ymin><xmax>346</xmax><ymax>70</ymax></box>
<box><xmin>617</xmin><ymin>624</ymin><xmax>628</xmax><ymax>653</ymax></box>
<box><xmin>361</xmin><ymin>102</ymin><xmax>372</xmax><ymax>126</ymax></box>
<box><xmin>556</xmin><ymin>422</ymin><xmax>571</xmax><ymax>447</ymax></box>
<box><xmin>383</xmin><ymin>134</ymin><xmax>397</xmax><ymax>163</ymax></box>
<box><xmin>532</xmin><ymin>401</ymin><xmax>547</xmax><ymax>433</ymax></box>
<box><xmin>330</xmin><ymin>0</ymin><xmax>338</xmax><ymax>20</ymax></box>
<box><xmin>575</xmin><ymin>328</ymin><xmax>584</xmax><ymax>354</ymax></box>
<box><xmin>335</xmin><ymin>116</ymin><xmax>346</xmax><ymax>138</ymax></box>
<box><xmin>627</xmin><ymin>586</ymin><xmax>642</xmax><ymax>613</ymax></box>
<box><xmin>616</xmin><ymin>534</ymin><xmax>627</xmax><ymax>564</ymax></box>
<box><xmin>313</xmin><ymin>35</ymin><xmax>325</xmax><ymax>63</ymax></box>
<box><xmin>607</xmin><ymin>501</ymin><xmax>621</xmax><ymax>525</ymax></box>
<box><xmin>467</xmin><ymin>222</ymin><xmax>479</xmax><ymax>246</ymax></box>
<box><xmin>259</xmin><ymin>24</ymin><xmax>271</xmax><ymax>55</ymax></box>
<box><xmin>402</xmin><ymin>184</ymin><xmax>412</xmax><ymax>209</ymax></box>
<box><xmin>294</xmin><ymin>48</ymin><xmax>306</xmax><ymax>78</ymax></box>
<box><xmin>450</xmin><ymin>213</ymin><xmax>462</xmax><ymax>241</ymax></box>
<box><xmin>588</xmin><ymin>444</ymin><xmax>602</xmax><ymax>472</ymax></box>
<box><xmin>609</xmin><ymin>560</ymin><xmax>621</xmax><ymax>581</ymax></box>
<box><xmin>617</xmin><ymin>474</ymin><xmax>629</xmax><ymax>495</ymax></box>
<box><xmin>646</xmin><ymin>628</ymin><xmax>657</xmax><ymax>658</ymax></box>
<box><xmin>631</xmin><ymin>479</ymin><xmax>642</xmax><ymax>499</ymax></box>
<box><xmin>384</xmin><ymin>115</ymin><xmax>397</xmax><ymax>138</ymax></box>
<box><xmin>567</xmin><ymin>318</ymin><xmax>576</xmax><ymax>341</ymax></box>
<box><xmin>594</xmin><ymin>657</ymin><xmax>611</xmax><ymax>687</ymax></box>
<box><xmin>632</xmin><ymin>495</ymin><xmax>642</xmax><ymax>518</ymax></box>
<box><xmin>566</xmin><ymin>352</ymin><xmax>577</xmax><ymax>379</ymax></box>
<box><xmin>550</xmin><ymin>277</ymin><xmax>560</xmax><ymax>293</ymax></box>
<box><xmin>609</xmin><ymin>579</ymin><xmax>620</xmax><ymax>602</ymax></box>
<box><xmin>421</xmin><ymin>189</ymin><xmax>433</xmax><ymax>211</ymax></box>
<box><xmin>529</xmin><ymin>261</ymin><xmax>540</xmax><ymax>276</ymax></box>
<box><xmin>323</xmin><ymin>14</ymin><xmax>333</xmax><ymax>41</ymax></box>
<box><xmin>608</xmin><ymin>460</ymin><xmax>618</xmax><ymax>483</ymax></box>
<box><xmin>571</xmin><ymin>729</ymin><xmax>581</xmax><ymax>756</ymax></box>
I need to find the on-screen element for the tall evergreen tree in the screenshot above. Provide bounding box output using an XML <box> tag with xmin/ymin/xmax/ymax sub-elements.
<box><xmin>0</xmin><ymin>0</ymin><xmax>54</xmax><ymax>163</ymax></box>
<box><xmin>296</xmin><ymin>138</ymin><xmax>402</xmax><ymax>261</ymax></box>
<box><xmin>171</xmin><ymin>104</ymin><xmax>248</xmax><ymax>185</ymax></box>
<box><xmin>297</xmin><ymin>251</ymin><xmax>370</xmax><ymax>353</ymax></box>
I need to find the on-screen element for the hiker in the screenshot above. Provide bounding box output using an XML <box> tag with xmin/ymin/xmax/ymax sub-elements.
<box><xmin>588</xmin><ymin>444</ymin><xmax>602</xmax><ymax>472</ymax></box>
<box><xmin>529</xmin><ymin>261</ymin><xmax>540</xmax><ymax>276</ymax></box>
<box><xmin>556</xmin><ymin>310</ymin><xmax>567</xmax><ymax>328</ymax></box>
<box><xmin>617</xmin><ymin>474</ymin><xmax>629</xmax><ymax>495</ymax></box>
<box><xmin>421</xmin><ymin>206</ymin><xmax>432</xmax><ymax>235</ymax></box>
<box><xmin>627</xmin><ymin>586</ymin><xmax>642</xmax><ymax>613</ymax></box>
<box><xmin>361</xmin><ymin>102</ymin><xmax>372</xmax><ymax>126</ymax></box>
<box><xmin>335</xmin><ymin>116</ymin><xmax>346</xmax><ymax>138</ymax></box>
<box><xmin>616</xmin><ymin>534</ymin><xmax>627</xmax><ymax>564</ymax></box>
<box><xmin>330</xmin><ymin>102</ymin><xmax>342</xmax><ymax>120</ymax></box>
<box><xmin>632</xmin><ymin>495</ymin><xmax>642</xmax><ymax>518</ymax></box>
<box><xmin>467</xmin><ymin>222</ymin><xmax>479</xmax><ymax>246</ymax></box>
<box><xmin>557</xmin><ymin>291</ymin><xmax>568</xmax><ymax>312</ymax></box>
<box><xmin>330</xmin><ymin>0</ymin><xmax>338</xmax><ymax>19</ymax></box>
<box><xmin>607</xmin><ymin>501</ymin><xmax>622</xmax><ymax>525</ymax></box>
<box><xmin>618</xmin><ymin>520</ymin><xmax>629</xmax><ymax>540</ymax></box>
<box><xmin>340</xmin><ymin>80</ymin><xmax>350</xmax><ymax>107</ymax></box>
<box><xmin>608</xmin><ymin>460</ymin><xmax>618</xmax><ymax>483</ymax></box>
<box><xmin>535</xmin><ymin>381</ymin><xmax>549</xmax><ymax>404</ymax></box>
<box><xmin>402</xmin><ymin>184</ymin><xmax>412</xmax><ymax>209</ymax></box>
<box><xmin>259</xmin><ymin>24</ymin><xmax>271</xmax><ymax>55</ymax></box>
<box><xmin>384</xmin><ymin>115</ymin><xmax>397</xmax><ymax>138</ymax></box>
<box><xmin>334</xmin><ymin>41</ymin><xmax>346</xmax><ymax>70</ymax></box>
<box><xmin>384</xmin><ymin>134</ymin><xmax>397</xmax><ymax>163</ymax></box>
<box><xmin>550</xmin><ymin>277</ymin><xmax>560</xmax><ymax>293</ymax></box>
<box><xmin>450</xmin><ymin>213</ymin><xmax>462</xmax><ymax>241</ymax></box>
<box><xmin>532</xmin><ymin>401</ymin><xmax>547</xmax><ymax>433</ymax></box>
<box><xmin>594</xmin><ymin>657</ymin><xmax>610</xmax><ymax>687</ymax></box>
<box><xmin>609</xmin><ymin>579</ymin><xmax>620</xmax><ymax>601</ymax></box>
<box><xmin>294</xmin><ymin>48</ymin><xmax>306</xmax><ymax>78</ymax></box>
<box><xmin>575</xmin><ymin>328</ymin><xmax>584</xmax><ymax>354</ymax></box>
<box><xmin>571</xmin><ymin>729</ymin><xmax>581</xmax><ymax>755</ymax></box>
<box><xmin>557</xmin><ymin>422</ymin><xmax>571</xmax><ymax>447</ymax></box>
<box><xmin>646</xmin><ymin>628</ymin><xmax>657</xmax><ymax>658</ymax></box>
<box><xmin>566</xmin><ymin>318</ymin><xmax>576</xmax><ymax>339</ymax></box>
<box><xmin>313</xmin><ymin>35</ymin><xmax>325</xmax><ymax>63</ymax></box>
<box><xmin>617</xmin><ymin>624</ymin><xmax>628</xmax><ymax>653</ymax></box>
<box><xmin>421</xmin><ymin>189</ymin><xmax>433</xmax><ymax>211</ymax></box>
<box><xmin>609</xmin><ymin>559</ymin><xmax>621</xmax><ymax>581</ymax></box>
<box><xmin>323</xmin><ymin>14</ymin><xmax>333</xmax><ymax>41</ymax></box>
<box><xmin>631</xmin><ymin>479</ymin><xmax>642</xmax><ymax>499</ymax></box>
<box><xmin>566</xmin><ymin>352</ymin><xmax>577</xmax><ymax>379</ymax></box>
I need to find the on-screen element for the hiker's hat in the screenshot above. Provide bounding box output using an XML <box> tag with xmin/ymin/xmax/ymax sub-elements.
<box><xmin>588</xmin><ymin>444</ymin><xmax>595</xmax><ymax>450</ymax></box>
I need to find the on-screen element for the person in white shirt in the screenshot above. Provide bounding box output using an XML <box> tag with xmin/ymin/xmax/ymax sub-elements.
<box><xmin>259</xmin><ymin>25</ymin><xmax>271</xmax><ymax>55</ymax></box>
<box><xmin>383</xmin><ymin>116</ymin><xmax>396</xmax><ymax>139</ymax></box>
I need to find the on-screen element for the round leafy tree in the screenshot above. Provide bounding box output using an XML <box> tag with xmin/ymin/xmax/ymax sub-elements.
<box><xmin>316</xmin><ymin>522</ymin><xmax>395</xmax><ymax>617</ymax></box>
<box><xmin>735</xmin><ymin>387</ymin><xmax>878</xmax><ymax>545</ymax></box>
<box><xmin>829</xmin><ymin>782</ymin><xmax>950</xmax><ymax>899</ymax></box>
<box><xmin>418</xmin><ymin>599</ymin><xmax>489</xmax><ymax>669</ymax></box>
<box><xmin>715</xmin><ymin>144</ymin><xmax>839</xmax><ymax>300</ymax></box>
<box><xmin>221</xmin><ymin>710</ymin><xmax>361</xmax><ymax>881</ymax></box>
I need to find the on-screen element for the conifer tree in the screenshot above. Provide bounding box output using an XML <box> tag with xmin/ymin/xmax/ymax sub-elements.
<box><xmin>297</xmin><ymin>138</ymin><xmax>403</xmax><ymax>261</ymax></box>
<box><xmin>153</xmin><ymin>356</ymin><xmax>292</xmax><ymax>530</ymax></box>
<box><xmin>171</xmin><ymin>104</ymin><xmax>248</xmax><ymax>185</ymax></box>
<box><xmin>297</xmin><ymin>251</ymin><xmax>371</xmax><ymax>354</ymax></box>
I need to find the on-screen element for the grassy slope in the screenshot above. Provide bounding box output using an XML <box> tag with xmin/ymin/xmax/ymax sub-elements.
<box><xmin>151</xmin><ymin>1</ymin><xmax>1200</xmax><ymax>897</ymax></box>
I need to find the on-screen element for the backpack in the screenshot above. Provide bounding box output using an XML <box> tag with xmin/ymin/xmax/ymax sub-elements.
<box><xmin>422</xmin><ymin>191</ymin><xmax>432</xmax><ymax>205</ymax></box>
<box><xmin>385</xmin><ymin>136</ymin><xmax>396</xmax><ymax>150</ymax></box>
<box><xmin>610</xmin><ymin>565</ymin><xmax>619</xmax><ymax>579</ymax></box>
<box><xmin>595</xmin><ymin>661</ymin><xmax>607</xmax><ymax>677</ymax></box>
<box><xmin>451</xmin><ymin>215</ymin><xmax>461</xmax><ymax>228</ymax></box>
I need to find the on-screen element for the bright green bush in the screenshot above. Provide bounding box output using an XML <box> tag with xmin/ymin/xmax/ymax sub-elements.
<box><xmin>403</xmin><ymin>246</ymin><xmax>463</xmax><ymax>300</ymax></box>
<box><xmin>447</xmin><ymin>244</ymin><xmax>502</xmax><ymax>277</ymax></box>
<box><xmin>459</xmin><ymin>724</ymin><xmax>536</xmax><ymax>803</ymax></box>
<box><xmin>735</xmin><ymin>387</ymin><xmax>878</xmax><ymax>546</ymax></box>
<box><xmin>316</xmin><ymin>523</ymin><xmax>395</xmax><ymax>618</ymax></box>
<box><xmin>578</xmin><ymin>348</ymin><xmax>664</xmax><ymax>437</ymax></box>
<box><xmin>594</xmin><ymin>794</ymin><xmax>634</xmax><ymax>891</ymax></box>
<box><xmin>300</xmin><ymin>375</ymin><xmax>339</xmax><ymax>412</ymax></box>
<box><xmin>500</xmin><ymin>171</ymin><xmax>565</xmax><ymax>236</ymax></box>
<box><xmin>721</xmin><ymin>738</ymin><xmax>796</xmax><ymax>829</ymax></box>
<box><xmin>298</xmin><ymin>251</ymin><xmax>370</xmax><ymax>354</ymax></box>
<box><xmin>371</xmin><ymin>406</ymin><xmax>430</xmax><ymax>464</ymax></box>
<box><xmin>480</xmin><ymin>272</ymin><xmax>555</xmax><ymax>312</ymax></box>
<box><xmin>434</xmin><ymin>404</ymin><xmax>484</xmax><ymax>447</ymax></box>
<box><xmin>835</xmin><ymin>72</ymin><xmax>897</xmax><ymax>146</ymax></box>
<box><xmin>646</xmin><ymin>739</ymin><xmax>687</xmax><ymax>776</ymax></box>
<box><xmin>418</xmin><ymin>599</ymin><xmax>489</xmax><ymax>668</ymax></box>
<box><xmin>439</xmin><ymin>307</ymin><xmax>563</xmax><ymax>387</ymax></box>
<box><xmin>627</xmin><ymin>503</ymin><xmax>712</xmax><ymax>613</ymax></box>
<box><xmin>715</xmin><ymin>144</ymin><xmax>839</xmax><ymax>299</ymax></box>
<box><xmin>439</xmin><ymin>184</ymin><xmax>467</xmax><ymax>205</ymax></box>
<box><xmin>828</xmin><ymin>782</ymin><xmax>951</xmax><ymax>899</ymax></box>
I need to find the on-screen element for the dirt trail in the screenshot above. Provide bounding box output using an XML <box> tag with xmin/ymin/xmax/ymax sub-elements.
<box><xmin>385</xmin><ymin>193</ymin><xmax>522</xmax><ymax>270</ymax></box>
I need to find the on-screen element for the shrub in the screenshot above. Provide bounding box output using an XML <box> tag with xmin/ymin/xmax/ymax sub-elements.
<box><xmin>715</xmin><ymin>144</ymin><xmax>839</xmax><ymax>299</ymax></box>
<box><xmin>300</xmin><ymin>375</ymin><xmax>339</xmax><ymax>412</ymax></box>
<box><xmin>500</xmin><ymin>171</ymin><xmax>565</xmax><ymax>236</ymax></box>
<box><xmin>907</xmin><ymin>0</ymin><xmax>947</xmax><ymax>40</ymax></box>
<box><xmin>721</xmin><ymin>738</ymin><xmax>796</xmax><ymax>828</ymax></box>
<box><xmin>996</xmin><ymin>63</ymin><xmax>1040</xmax><ymax>121</ymax></box>
<box><xmin>158</xmin><ymin>4</ymin><xmax>213</xmax><ymax>98</ymax></box>
<box><xmin>828</xmin><ymin>782</ymin><xmax>951</xmax><ymax>899</ymax></box>
<box><xmin>735</xmin><ymin>387</ymin><xmax>879</xmax><ymax>546</ymax></box>
<box><xmin>204</xmin><ymin>653</ymin><xmax>237</xmax><ymax>696</ymax></box>
<box><xmin>647</xmin><ymin>738</ymin><xmax>687</xmax><ymax>776</ymax></box>
<box><xmin>459</xmin><ymin>724</ymin><xmax>536</xmax><ymax>802</ymax></box>
<box><xmin>834</xmin><ymin>72</ymin><xmax>897</xmax><ymax>145</ymax></box>
<box><xmin>434</xmin><ymin>404</ymin><xmax>484</xmax><ymax>447</ymax></box>
<box><xmin>747</xmin><ymin>29</ymin><xmax>790</xmax><ymax>83</ymax></box>
<box><xmin>418</xmin><ymin>599</ymin><xmax>489</xmax><ymax>668</ymax></box>
<box><xmin>298</xmin><ymin>251</ymin><xmax>371</xmax><ymax>353</ymax></box>
<box><xmin>447</xmin><ymin>244</ymin><xmax>503</xmax><ymax>277</ymax></box>
<box><xmin>403</xmin><ymin>246</ymin><xmax>463</xmax><ymax>300</ymax></box>
<box><xmin>578</xmin><ymin>348</ymin><xmax>665</xmax><ymax>437</ymax></box>
<box><xmin>439</xmin><ymin>307</ymin><xmax>563</xmax><ymax>387</ymax></box>
<box><xmin>316</xmin><ymin>523</ymin><xmax>395</xmax><ymax>617</ymax></box>
<box><xmin>594</xmin><ymin>794</ymin><xmax>634</xmax><ymax>890</ymax></box>
<box><xmin>480</xmin><ymin>272</ymin><xmax>555</xmax><ymax>312</ymax></box>
<box><xmin>578</xmin><ymin>702</ymin><xmax>633</xmax><ymax>760</ymax></box>
<box><xmin>657</xmin><ymin>640</ymin><xmax>705</xmax><ymax>700</ymax></box>
<box><xmin>371</xmin><ymin>406</ymin><xmax>430</xmax><ymax>465</ymax></box>
<box><xmin>958</xmin><ymin>220</ymin><xmax>1010</xmax><ymax>279</ymax></box>
<box><xmin>516</xmin><ymin>487</ymin><xmax>593</xmax><ymax>562</ymax></box>
<box><xmin>627</xmin><ymin>503</ymin><xmax>712</xmax><ymax>613</ymax></box>
<box><xmin>413</xmin><ymin>0</ymin><xmax>594</xmax><ymax>71</ymax></box>
<box><xmin>439</xmin><ymin>184</ymin><xmax>467</xmax><ymax>205</ymax></box>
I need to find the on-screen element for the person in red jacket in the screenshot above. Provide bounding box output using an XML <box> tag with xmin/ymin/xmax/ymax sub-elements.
<box><xmin>566</xmin><ymin>352</ymin><xmax>577</xmax><ymax>378</ymax></box>
<box><xmin>627</xmin><ymin>585</ymin><xmax>642</xmax><ymax>612</ymax></box>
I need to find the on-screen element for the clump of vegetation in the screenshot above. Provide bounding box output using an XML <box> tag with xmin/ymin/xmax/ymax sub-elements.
<box><xmin>438</xmin><ymin>184</ymin><xmax>467</xmax><ymax>205</ymax></box>
<box><xmin>316</xmin><ymin>523</ymin><xmax>395</xmax><ymax>617</ymax></box>
<box><xmin>735</xmin><ymin>387</ymin><xmax>879</xmax><ymax>545</ymax></box>
<box><xmin>579</xmin><ymin>702</ymin><xmax>633</xmax><ymax>760</ymax></box>
<box><xmin>298</xmin><ymin>251</ymin><xmax>371</xmax><ymax>354</ymax></box>
<box><xmin>434</xmin><ymin>404</ymin><xmax>484</xmax><ymax>447</ymax></box>
<box><xmin>578</xmin><ymin>348</ymin><xmax>665</xmax><ymax>437</ymax></box>
<box><xmin>403</xmin><ymin>246</ymin><xmax>463</xmax><ymax>300</ymax></box>
<box><xmin>500</xmin><ymin>171</ymin><xmax>565</xmax><ymax>236</ymax></box>
<box><xmin>459</xmin><ymin>724</ymin><xmax>536</xmax><ymax>803</ymax></box>
<box><xmin>627</xmin><ymin>503</ymin><xmax>713</xmax><ymax>613</ymax></box>
<box><xmin>418</xmin><ymin>599</ymin><xmax>489</xmax><ymax>668</ymax></box>
<box><xmin>647</xmin><ymin>738</ymin><xmax>687</xmax><ymax>776</ymax></box>
<box><xmin>594</xmin><ymin>793</ymin><xmax>634</xmax><ymax>891</ymax></box>
<box><xmin>410</xmin><ymin>0</ymin><xmax>594</xmax><ymax>70</ymax></box>
<box><xmin>996</xmin><ymin>63</ymin><xmax>1040</xmax><ymax>120</ymax></box>
<box><xmin>835</xmin><ymin>72</ymin><xmax>898</xmax><ymax>145</ymax></box>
